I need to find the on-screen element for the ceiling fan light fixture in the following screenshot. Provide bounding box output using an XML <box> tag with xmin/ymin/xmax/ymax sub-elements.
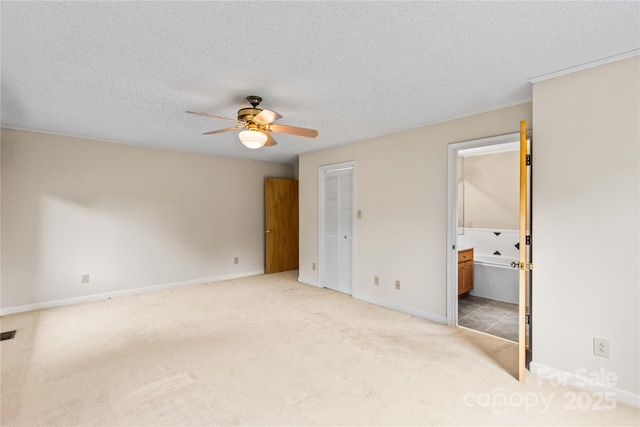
<box><xmin>239</xmin><ymin>129</ymin><xmax>268</xmax><ymax>149</ymax></box>
<box><xmin>189</xmin><ymin>95</ymin><xmax>317</xmax><ymax>148</ymax></box>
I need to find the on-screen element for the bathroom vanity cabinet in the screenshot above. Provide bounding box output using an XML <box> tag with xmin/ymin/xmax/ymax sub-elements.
<box><xmin>458</xmin><ymin>248</ymin><xmax>474</xmax><ymax>296</ymax></box>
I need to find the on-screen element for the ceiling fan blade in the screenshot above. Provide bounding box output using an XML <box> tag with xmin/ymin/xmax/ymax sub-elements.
<box><xmin>263</xmin><ymin>132</ymin><xmax>278</xmax><ymax>147</ymax></box>
<box><xmin>202</xmin><ymin>125</ymin><xmax>245</xmax><ymax>135</ymax></box>
<box><xmin>269</xmin><ymin>123</ymin><xmax>318</xmax><ymax>138</ymax></box>
<box><xmin>187</xmin><ymin>110</ymin><xmax>243</xmax><ymax>124</ymax></box>
<box><xmin>254</xmin><ymin>109</ymin><xmax>282</xmax><ymax>125</ymax></box>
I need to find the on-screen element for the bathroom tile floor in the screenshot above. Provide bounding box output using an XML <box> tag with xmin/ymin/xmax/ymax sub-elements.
<box><xmin>458</xmin><ymin>295</ymin><xmax>519</xmax><ymax>342</ymax></box>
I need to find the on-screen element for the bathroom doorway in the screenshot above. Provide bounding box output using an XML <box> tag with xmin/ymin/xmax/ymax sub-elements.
<box><xmin>446</xmin><ymin>126</ymin><xmax>533</xmax><ymax>380</ymax></box>
<box><xmin>456</xmin><ymin>141</ymin><xmax>520</xmax><ymax>342</ymax></box>
<box><xmin>447</xmin><ymin>131</ymin><xmax>531</xmax><ymax>320</ymax></box>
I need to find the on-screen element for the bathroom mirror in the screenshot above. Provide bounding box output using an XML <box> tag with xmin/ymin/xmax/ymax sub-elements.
<box><xmin>457</xmin><ymin>155</ymin><xmax>464</xmax><ymax>235</ymax></box>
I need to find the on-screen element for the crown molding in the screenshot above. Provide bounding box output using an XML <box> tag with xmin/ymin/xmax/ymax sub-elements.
<box><xmin>528</xmin><ymin>49</ymin><xmax>640</xmax><ymax>84</ymax></box>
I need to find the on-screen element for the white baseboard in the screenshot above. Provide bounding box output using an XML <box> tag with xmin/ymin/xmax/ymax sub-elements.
<box><xmin>298</xmin><ymin>276</ymin><xmax>321</xmax><ymax>287</ymax></box>
<box><xmin>530</xmin><ymin>362</ymin><xmax>640</xmax><ymax>408</ymax></box>
<box><xmin>353</xmin><ymin>292</ymin><xmax>448</xmax><ymax>325</ymax></box>
<box><xmin>296</xmin><ymin>279</ymin><xmax>447</xmax><ymax>324</ymax></box>
<box><xmin>0</xmin><ymin>270</ymin><xmax>265</xmax><ymax>316</ymax></box>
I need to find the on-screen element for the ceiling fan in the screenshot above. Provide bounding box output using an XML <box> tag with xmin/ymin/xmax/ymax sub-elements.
<box><xmin>187</xmin><ymin>95</ymin><xmax>318</xmax><ymax>149</ymax></box>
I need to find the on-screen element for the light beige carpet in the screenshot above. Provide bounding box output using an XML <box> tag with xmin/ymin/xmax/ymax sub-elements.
<box><xmin>1</xmin><ymin>271</ymin><xmax>638</xmax><ymax>426</ymax></box>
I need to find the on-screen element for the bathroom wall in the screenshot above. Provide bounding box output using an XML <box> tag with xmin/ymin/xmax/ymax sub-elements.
<box><xmin>462</xmin><ymin>150</ymin><xmax>519</xmax><ymax>230</ymax></box>
<box><xmin>462</xmin><ymin>228</ymin><xmax>519</xmax><ymax>260</ymax></box>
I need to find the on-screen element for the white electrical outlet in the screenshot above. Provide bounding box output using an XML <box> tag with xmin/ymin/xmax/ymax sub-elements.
<box><xmin>594</xmin><ymin>338</ymin><xmax>609</xmax><ymax>358</ymax></box>
<box><xmin>395</xmin><ymin>280</ymin><xmax>401</xmax><ymax>290</ymax></box>
<box><xmin>234</xmin><ymin>257</ymin><xmax>239</xmax><ymax>264</ymax></box>
<box><xmin>81</xmin><ymin>274</ymin><xmax>89</xmax><ymax>284</ymax></box>
<box><xmin>312</xmin><ymin>263</ymin><xmax>316</xmax><ymax>271</ymax></box>
<box><xmin>357</xmin><ymin>210</ymin><xmax>362</xmax><ymax>219</ymax></box>
<box><xmin>374</xmin><ymin>276</ymin><xmax>379</xmax><ymax>286</ymax></box>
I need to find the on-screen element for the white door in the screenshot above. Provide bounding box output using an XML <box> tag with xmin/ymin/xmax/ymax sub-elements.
<box><xmin>319</xmin><ymin>164</ymin><xmax>354</xmax><ymax>294</ymax></box>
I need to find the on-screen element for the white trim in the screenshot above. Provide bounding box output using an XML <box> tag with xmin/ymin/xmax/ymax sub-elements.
<box><xmin>528</xmin><ymin>49</ymin><xmax>640</xmax><ymax>84</ymax></box>
<box><xmin>458</xmin><ymin>141</ymin><xmax>519</xmax><ymax>157</ymax></box>
<box><xmin>318</xmin><ymin>161</ymin><xmax>356</xmax><ymax>295</ymax></box>
<box><xmin>353</xmin><ymin>292</ymin><xmax>447</xmax><ymax>325</ymax></box>
<box><xmin>0</xmin><ymin>270</ymin><xmax>264</xmax><ymax>316</ymax></box>
<box><xmin>298</xmin><ymin>276</ymin><xmax>321</xmax><ymax>288</ymax></box>
<box><xmin>530</xmin><ymin>362</ymin><xmax>640</xmax><ymax>409</ymax></box>
<box><xmin>446</xmin><ymin>145</ymin><xmax>459</xmax><ymax>327</ymax></box>
<box><xmin>446</xmin><ymin>131</ymin><xmax>530</xmax><ymax>326</ymax></box>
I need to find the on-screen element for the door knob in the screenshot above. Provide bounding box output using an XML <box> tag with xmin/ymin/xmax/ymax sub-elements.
<box><xmin>510</xmin><ymin>261</ymin><xmax>534</xmax><ymax>270</ymax></box>
<box><xmin>265</xmin><ymin>230</ymin><xmax>271</xmax><ymax>234</ymax></box>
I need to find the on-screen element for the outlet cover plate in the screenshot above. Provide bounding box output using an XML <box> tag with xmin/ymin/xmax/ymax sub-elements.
<box><xmin>593</xmin><ymin>338</ymin><xmax>609</xmax><ymax>358</ymax></box>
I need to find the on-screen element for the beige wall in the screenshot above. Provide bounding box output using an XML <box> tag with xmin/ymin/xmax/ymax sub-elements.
<box><xmin>299</xmin><ymin>103</ymin><xmax>532</xmax><ymax>320</ymax></box>
<box><xmin>1</xmin><ymin>129</ymin><xmax>293</xmax><ymax>310</ymax></box>
<box><xmin>531</xmin><ymin>56</ymin><xmax>639</xmax><ymax>397</ymax></box>
<box><xmin>462</xmin><ymin>150</ymin><xmax>519</xmax><ymax>230</ymax></box>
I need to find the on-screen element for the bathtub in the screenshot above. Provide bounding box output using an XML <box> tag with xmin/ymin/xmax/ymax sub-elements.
<box><xmin>470</xmin><ymin>254</ymin><xmax>519</xmax><ymax>304</ymax></box>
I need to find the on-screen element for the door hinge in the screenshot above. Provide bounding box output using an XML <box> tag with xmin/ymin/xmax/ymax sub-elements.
<box><xmin>525</xmin><ymin>314</ymin><xmax>531</xmax><ymax>325</ymax></box>
<box><xmin>526</xmin><ymin>235</ymin><xmax>531</xmax><ymax>245</ymax></box>
<box><xmin>526</xmin><ymin>154</ymin><xmax>532</xmax><ymax>166</ymax></box>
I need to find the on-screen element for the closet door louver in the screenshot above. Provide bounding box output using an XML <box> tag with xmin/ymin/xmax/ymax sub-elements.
<box><xmin>322</xmin><ymin>167</ymin><xmax>353</xmax><ymax>294</ymax></box>
<box><xmin>323</xmin><ymin>173</ymin><xmax>339</xmax><ymax>289</ymax></box>
<box><xmin>337</xmin><ymin>172</ymin><xmax>353</xmax><ymax>293</ymax></box>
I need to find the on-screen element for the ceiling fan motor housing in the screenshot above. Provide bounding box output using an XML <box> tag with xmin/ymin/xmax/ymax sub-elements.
<box><xmin>237</xmin><ymin>107</ymin><xmax>262</xmax><ymax>123</ymax></box>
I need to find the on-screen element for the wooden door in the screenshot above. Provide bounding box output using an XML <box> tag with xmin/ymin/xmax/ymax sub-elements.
<box><xmin>517</xmin><ymin>120</ymin><xmax>533</xmax><ymax>382</ymax></box>
<box><xmin>461</xmin><ymin>261</ymin><xmax>473</xmax><ymax>294</ymax></box>
<box><xmin>457</xmin><ymin>262</ymin><xmax>465</xmax><ymax>295</ymax></box>
<box><xmin>264</xmin><ymin>178</ymin><xmax>299</xmax><ymax>274</ymax></box>
<box><xmin>457</xmin><ymin>248</ymin><xmax>474</xmax><ymax>296</ymax></box>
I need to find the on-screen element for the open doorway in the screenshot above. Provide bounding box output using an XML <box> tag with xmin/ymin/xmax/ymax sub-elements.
<box><xmin>456</xmin><ymin>141</ymin><xmax>520</xmax><ymax>341</ymax></box>
<box><xmin>448</xmin><ymin>125</ymin><xmax>533</xmax><ymax>381</ymax></box>
<box><xmin>446</xmin><ymin>133</ymin><xmax>527</xmax><ymax>340</ymax></box>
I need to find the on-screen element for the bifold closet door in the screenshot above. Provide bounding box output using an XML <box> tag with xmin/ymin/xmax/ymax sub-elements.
<box><xmin>321</xmin><ymin>167</ymin><xmax>354</xmax><ymax>294</ymax></box>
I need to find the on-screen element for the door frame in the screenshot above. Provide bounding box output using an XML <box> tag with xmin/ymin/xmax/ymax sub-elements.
<box><xmin>318</xmin><ymin>161</ymin><xmax>356</xmax><ymax>293</ymax></box>
<box><xmin>446</xmin><ymin>131</ymin><xmax>531</xmax><ymax>326</ymax></box>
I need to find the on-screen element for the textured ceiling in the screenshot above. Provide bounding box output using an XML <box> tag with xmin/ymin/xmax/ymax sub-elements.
<box><xmin>2</xmin><ymin>2</ymin><xmax>638</xmax><ymax>164</ymax></box>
